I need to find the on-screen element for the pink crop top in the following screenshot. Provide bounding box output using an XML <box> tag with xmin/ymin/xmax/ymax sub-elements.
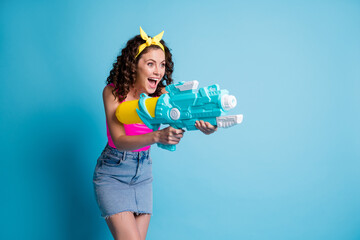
<box><xmin>106</xmin><ymin>83</ymin><xmax>154</xmax><ymax>152</ymax></box>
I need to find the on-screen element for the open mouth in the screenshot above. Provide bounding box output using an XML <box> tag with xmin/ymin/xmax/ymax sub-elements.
<box><xmin>148</xmin><ymin>78</ymin><xmax>158</xmax><ymax>88</ymax></box>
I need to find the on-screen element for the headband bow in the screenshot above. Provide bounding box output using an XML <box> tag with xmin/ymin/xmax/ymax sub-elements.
<box><xmin>135</xmin><ymin>27</ymin><xmax>165</xmax><ymax>58</ymax></box>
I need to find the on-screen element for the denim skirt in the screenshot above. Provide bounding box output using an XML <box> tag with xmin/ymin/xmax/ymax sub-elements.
<box><xmin>93</xmin><ymin>144</ymin><xmax>153</xmax><ymax>218</ymax></box>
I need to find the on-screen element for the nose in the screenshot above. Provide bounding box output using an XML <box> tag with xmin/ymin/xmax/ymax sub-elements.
<box><xmin>153</xmin><ymin>65</ymin><xmax>160</xmax><ymax>76</ymax></box>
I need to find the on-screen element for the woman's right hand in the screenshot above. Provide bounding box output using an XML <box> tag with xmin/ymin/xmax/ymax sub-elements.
<box><xmin>156</xmin><ymin>126</ymin><xmax>185</xmax><ymax>145</ymax></box>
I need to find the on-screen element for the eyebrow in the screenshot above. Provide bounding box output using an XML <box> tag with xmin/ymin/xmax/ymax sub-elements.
<box><xmin>146</xmin><ymin>58</ymin><xmax>166</xmax><ymax>63</ymax></box>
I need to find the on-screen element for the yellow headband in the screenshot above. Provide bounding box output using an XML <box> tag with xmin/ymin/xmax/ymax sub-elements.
<box><xmin>135</xmin><ymin>27</ymin><xmax>165</xmax><ymax>58</ymax></box>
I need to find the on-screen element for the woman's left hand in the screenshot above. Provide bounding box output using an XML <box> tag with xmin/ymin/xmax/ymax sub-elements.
<box><xmin>195</xmin><ymin>120</ymin><xmax>217</xmax><ymax>135</ymax></box>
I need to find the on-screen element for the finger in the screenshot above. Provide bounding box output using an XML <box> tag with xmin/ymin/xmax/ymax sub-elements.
<box><xmin>162</xmin><ymin>136</ymin><xmax>180</xmax><ymax>144</ymax></box>
<box><xmin>166</xmin><ymin>126</ymin><xmax>176</xmax><ymax>132</ymax></box>
<box><xmin>205</xmin><ymin>122</ymin><xmax>217</xmax><ymax>131</ymax></box>
<box><xmin>169</xmin><ymin>130</ymin><xmax>184</xmax><ymax>138</ymax></box>
<box><xmin>200</xmin><ymin>121</ymin><xmax>216</xmax><ymax>132</ymax></box>
<box><xmin>196</xmin><ymin>121</ymin><xmax>212</xmax><ymax>134</ymax></box>
<box><xmin>195</xmin><ymin>121</ymin><xmax>203</xmax><ymax>130</ymax></box>
<box><xmin>169</xmin><ymin>128</ymin><xmax>184</xmax><ymax>134</ymax></box>
<box><xmin>170</xmin><ymin>134</ymin><xmax>183</xmax><ymax>140</ymax></box>
<box><xmin>170</xmin><ymin>130</ymin><xmax>184</xmax><ymax>138</ymax></box>
<box><xmin>163</xmin><ymin>141</ymin><xmax>179</xmax><ymax>145</ymax></box>
<box><xmin>198</xmin><ymin>126</ymin><xmax>210</xmax><ymax>134</ymax></box>
<box><xmin>168</xmin><ymin>138</ymin><xmax>181</xmax><ymax>144</ymax></box>
<box><xmin>200</xmin><ymin>120</ymin><xmax>207</xmax><ymax>129</ymax></box>
<box><xmin>202</xmin><ymin>123</ymin><xmax>216</xmax><ymax>134</ymax></box>
<box><xmin>174</xmin><ymin>132</ymin><xmax>184</xmax><ymax>138</ymax></box>
<box><xmin>199</xmin><ymin>120</ymin><xmax>209</xmax><ymax>131</ymax></box>
<box><xmin>199</xmin><ymin>124</ymin><xmax>209</xmax><ymax>133</ymax></box>
<box><xmin>175</xmin><ymin>129</ymin><xmax>185</xmax><ymax>134</ymax></box>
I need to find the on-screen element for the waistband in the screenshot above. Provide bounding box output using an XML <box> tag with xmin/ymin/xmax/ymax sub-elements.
<box><xmin>104</xmin><ymin>143</ymin><xmax>150</xmax><ymax>159</ymax></box>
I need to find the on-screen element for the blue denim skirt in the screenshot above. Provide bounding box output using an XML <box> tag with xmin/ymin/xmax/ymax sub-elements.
<box><xmin>93</xmin><ymin>144</ymin><xmax>153</xmax><ymax>218</ymax></box>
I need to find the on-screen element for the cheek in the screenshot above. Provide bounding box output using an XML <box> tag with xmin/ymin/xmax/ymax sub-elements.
<box><xmin>143</xmin><ymin>67</ymin><xmax>152</xmax><ymax>76</ymax></box>
<box><xmin>137</xmin><ymin>67</ymin><xmax>149</xmax><ymax>79</ymax></box>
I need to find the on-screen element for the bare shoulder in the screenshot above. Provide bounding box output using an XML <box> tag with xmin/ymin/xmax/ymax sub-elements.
<box><xmin>103</xmin><ymin>84</ymin><xmax>118</xmax><ymax>104</ymax></box>
<box><xmin>103</xmin><ymin>84</ymin><xmax>115</xmax><ymax>98</ymax></box>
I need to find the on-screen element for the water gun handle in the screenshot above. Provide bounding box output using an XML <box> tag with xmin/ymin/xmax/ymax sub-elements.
<box><xmin>156</xmin><ymin>124</ymin><xmax>186</xmax><ymax>151</ymax></box>
<box><xmin>157</xmin><ymin>143</ymin><xmax>176</xmax><ymax>151</ymax></box>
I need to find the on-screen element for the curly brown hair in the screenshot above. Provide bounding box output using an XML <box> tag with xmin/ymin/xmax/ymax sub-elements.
<box><xmin>106</xmin><ymin>35</ymin><xmax>174</xmax><ymax>102</ymax></box>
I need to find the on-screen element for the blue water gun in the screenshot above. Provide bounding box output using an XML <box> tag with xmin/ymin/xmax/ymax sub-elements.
<box><xmin>116</xmin><ymin>80</ymin><xmax>243</xmax><ymax>151</ymax></box>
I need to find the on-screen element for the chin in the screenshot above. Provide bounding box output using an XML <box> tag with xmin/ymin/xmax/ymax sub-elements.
<box><xmin>146</xmin><ymin>84</ymin><xmax>159</xmax><ymax>94</ymax></box>
<box><xmin>146</xmin><ymin>88</ymin><xmax>157</xmax><ymax>95</ymax></box>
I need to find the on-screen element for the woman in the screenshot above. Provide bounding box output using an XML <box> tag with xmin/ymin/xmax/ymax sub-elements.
<box><xmin>93</xmin><ymin>27</ymin><xmax>216</xmax><ymax>240</ymax></box>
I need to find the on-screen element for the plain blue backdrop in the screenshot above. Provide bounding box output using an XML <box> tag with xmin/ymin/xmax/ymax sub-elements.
<box><xmin>1</xmin><ymin>0</ymin><xmax>359</xmax><ymax>239</ymax></box>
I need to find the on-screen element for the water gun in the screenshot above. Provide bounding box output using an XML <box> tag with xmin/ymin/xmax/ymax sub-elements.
<box><xmin>116</xmin><ymin>80</ymin><xmax>243</xmax><ymax>151</ymax></box>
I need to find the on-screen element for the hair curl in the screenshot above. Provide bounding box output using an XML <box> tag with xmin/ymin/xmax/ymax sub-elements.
<box><xmin>106</xmin><ymin>35</ymin><xmax>174</xmax><ymax>102</ymax></box>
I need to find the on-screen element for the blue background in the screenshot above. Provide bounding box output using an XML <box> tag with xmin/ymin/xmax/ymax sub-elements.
<box><xmin>1</xmin><ymin>0</ymin><xmax>359</xmax><ymax>239</ymax></box>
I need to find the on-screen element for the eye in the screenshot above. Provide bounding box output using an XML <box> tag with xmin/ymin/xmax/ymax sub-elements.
<box><xmin>147</xmin><ymin>62</ymin><xmax>154</xmax><ymax>67</ymax></box>
<box><xmin>160</xmin><ymin>63</ymin><xmax>165</xmax><ymax>68</ymax></box>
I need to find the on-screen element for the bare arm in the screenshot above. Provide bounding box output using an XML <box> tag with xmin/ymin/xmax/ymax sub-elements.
<box><xmin>103</xmin><ymin>85</ymin><xmax>184</xmax><ymax>151</ymax></box>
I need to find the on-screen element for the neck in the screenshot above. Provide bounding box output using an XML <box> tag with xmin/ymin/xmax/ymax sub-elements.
<box><xmin>127</xmin><ymin>87</ymin><xmax>143</xmax><ymax>101</ymax></box>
